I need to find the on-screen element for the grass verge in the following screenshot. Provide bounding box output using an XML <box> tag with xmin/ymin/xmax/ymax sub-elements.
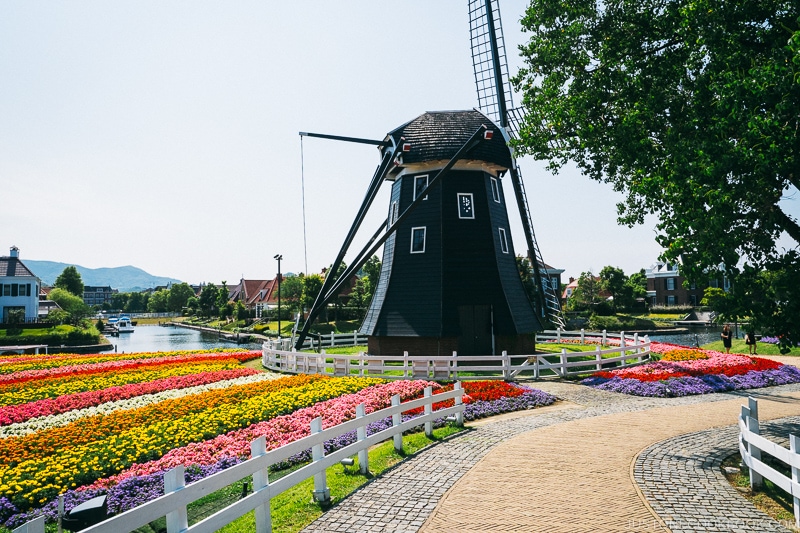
<box><xmin>721</xmin><ymin>454</ymin><xmax>799</xmax><ymax>530</ymax></box>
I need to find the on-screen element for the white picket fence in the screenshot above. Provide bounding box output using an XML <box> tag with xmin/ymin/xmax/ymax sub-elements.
<box><xmin>262</xmin><ymin>330</ymin><xmax>651</xmax><ymax>380</ymax></box>
<box><xmin>13</xmin><ymin>386</ymin><xmax>465</xmax><ymax>533</ymax></box>
<box><xmin>739</xmin><ymin>397</ymin><xmax>800</xmax><ymax>527</ymax></box>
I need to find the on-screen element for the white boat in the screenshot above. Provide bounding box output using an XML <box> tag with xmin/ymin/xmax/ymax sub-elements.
<box><xmin>114</xmin><ymin>315</ymin><xmax>134</xmax><ymax>333</ymax></box>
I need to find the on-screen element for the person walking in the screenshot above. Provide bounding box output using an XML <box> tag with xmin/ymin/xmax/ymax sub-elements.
<box><xmin>721</xmin><ymin>324</ymin><xmax>733</xmax><ymax>353</ymax></box>
<box><xmin>745</xmin><ymin>329</ymin><xmax>757</xmax><ymax>355</ymax></box>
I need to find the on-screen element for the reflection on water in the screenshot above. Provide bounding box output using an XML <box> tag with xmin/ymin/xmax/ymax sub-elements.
<box><xmin>107</xmin><ymin>325</ymin><xmax>262</xmax><ymax>353</ymax></box>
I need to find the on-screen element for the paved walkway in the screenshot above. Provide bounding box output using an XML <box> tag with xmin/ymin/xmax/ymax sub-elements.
<box><xmin>302</xmin><ymin>358</ymin><xmax>800</xmax><ymax>533</ymax></box>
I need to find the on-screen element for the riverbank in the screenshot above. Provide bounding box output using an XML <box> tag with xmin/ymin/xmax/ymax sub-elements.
<box><xmin>165</xmin><ymin>321</ymin><xmax>268</xmax><ymax>345</ymax></box>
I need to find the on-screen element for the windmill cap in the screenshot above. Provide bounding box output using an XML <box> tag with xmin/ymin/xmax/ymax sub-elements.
<box><xmin>384</xmin><ymin>110</ymin><xmax>513</xmax><ymax>170</ymax></box>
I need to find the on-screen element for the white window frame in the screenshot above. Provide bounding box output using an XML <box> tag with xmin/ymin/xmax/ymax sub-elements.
<box><xmin>457</xmin><ymin>193</ymin><xmax>475</xmax><ymax>219</ymax></box>
<box><xmin>666</xmin><ymin>278</ymin><xmax>675</xmax><ymax>291</ymax></box>
<box><xmin>498</xmin><ymin>228</ymin><xmax>509</xmax><ymax>254</ymax></box>
<box><xmin>411</xmin><ymin>226</ymin><xmax>426</xmax><ymax>254</ymax></box>
<box><xmin>414</xmin><ymin>175</ymin><xmax>429</xmax><ymax>200</ymax></box>
<box><xmin>390</xmin><ymin>201</ymin><xmax>399</xmax><ymax>225</ymax></box>
<box><xmin>490</xmin><ymin>177</ymin><xmax>501</xmax><ymax>203</ymax></box>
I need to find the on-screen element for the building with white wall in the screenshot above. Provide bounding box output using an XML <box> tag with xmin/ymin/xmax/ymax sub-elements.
<box><xmin>0</xmin><ymin>246</ymin><xmax>41</xmax><ymax>322</ymax></box>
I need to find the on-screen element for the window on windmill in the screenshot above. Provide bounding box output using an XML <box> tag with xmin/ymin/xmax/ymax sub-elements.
<box><xmin>498</xmin><ymin>228</ymin><xmax>509</xmax><ymax>254</ymax></box>
<box><xmin>414</xmin><ymin>175</ymin><xmax>429</xmax><ymax>200</ymax></box>
<box><xmin>490</xmin><ymin>177</ymin><xmax>501</xmax><ymax>203</ymax></box>
<box><xmin>458</xmin><ymin>193</ymin><xmax>475</xmax><ymax>219</ymax></box>
<box><xmin>411</xmin><ymin>227</ymin><xmax>426</xmax><ymax>254</ymax></box>
<box><xmin>390</xmin><ymin>201</ymin><xmax>399</xmax><ymax>225</ymax></box>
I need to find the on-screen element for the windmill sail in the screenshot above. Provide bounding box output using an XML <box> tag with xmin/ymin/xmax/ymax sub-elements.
<box><xmin>468</xmin><ymin>0</ymin><xmax>565</xmax><ymax>329</ymax></box>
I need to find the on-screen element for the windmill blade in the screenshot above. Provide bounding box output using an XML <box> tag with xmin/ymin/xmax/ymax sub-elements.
<box><xmin>469</xmin><ymin>0</ymin><xmax>514</xmax><ymax>127</ymax></box>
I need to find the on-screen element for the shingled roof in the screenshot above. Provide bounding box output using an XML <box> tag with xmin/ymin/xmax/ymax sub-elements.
<box><xmin>386</xmin><ymin>110</ymin><xmax>513</xmax><ymax>170</ymax></box>
<box><xmin>0</xmin><ymin>255</ymin><xmax>36</xmax><ymax>277</ymax></box>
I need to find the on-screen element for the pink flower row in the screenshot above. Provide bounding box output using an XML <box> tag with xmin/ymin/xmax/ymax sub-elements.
<box><xmin>88</xmin><ymin>379</ymin><xmax>434</xmax><ymax>489</ymax></box>
<box><xmin>0</xmin><ymin>352</ymin><xmax>252</xmax><ymax>385</ymax></box>
<box><xmin>0</xmin><ymin>368</ymin><xmax>260</xmax><ymax>426</ymax></box>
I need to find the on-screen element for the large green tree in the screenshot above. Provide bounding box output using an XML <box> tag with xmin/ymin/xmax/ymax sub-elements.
<box><xmin>49</xmin><ymin>287</ymin><xmax>91</xmax><ymax>324</ymax></box>
<box><xmin>54</xmin><ymin>266</ymin><xmax>84</xmax><ymax>297</ymax></box>
<box><xmin>167</xmin><ymin>283</ymin><xmax>196</xmax><ymax>313</ymax></box>
<box><xmin>514</xmin><ymin>0</ymin><xmax>800</xmax><ymax>347</ymax></box>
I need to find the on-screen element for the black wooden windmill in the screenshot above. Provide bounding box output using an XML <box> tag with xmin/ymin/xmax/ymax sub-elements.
<box><xmin>295</xmin><ymin>0</ymin><xmax>563</xmax><ymax>356</ymax></box>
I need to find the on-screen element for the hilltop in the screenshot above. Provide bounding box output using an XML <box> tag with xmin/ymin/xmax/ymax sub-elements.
<box><xmin>24</xmin><ymin>260</ymin><xmax>182</xmax><ymax>292</ymax></box>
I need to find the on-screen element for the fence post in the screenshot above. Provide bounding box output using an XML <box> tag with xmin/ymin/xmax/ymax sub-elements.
<box><xmin>164</xmin><ymin>466</ymin><xmax>188</xmax><ymax>533</ymax></box>
<box><xmin>403</xmin><ymin>351</ymin><xmax>409</xmax><ymax>379</ymax></box>
<box><xmin>357</xmin><ymin>404</ymin><xmax>369</xmax><ymax>474</ymax></box>
<box><xmin>452</xmin><ymin>351</ymin><xmax>458</xmax><ymax>380</ymax></box>
<box><xmin>502</xmin><ymin>350</ymin><xmax>509</xmax><ymax>380</ymax></box>
<box><xmin>556</xmin><ymin>329</ymin><xmax>562</xmax><ymax>343</ymax></box>
<box><xmin>12</xmin><ymin>516</ymin><xmax>45</xmax><ymax>533</ymax></box>
<box><xmin>560</xmin><ymin>349</ymin><xmax>568</xmax><ymax>377</ymax></box>
<box><xmin>791</xmin><ymin>435</ymin><xmax>800</xmax><ymax>528</ymax></box>
<box><xmin>747</xmin><ymin>397</ymin><xmax>763</xmax><ymax>489</ymax></box>
<box><xmin>620</xmin><ymin>332</ymin><xmax>626</xmax><ymax>360</ymax></box>
<box><xmin>58</xmin><ymin>494</ymin><xmax>64</xmax><ymax>533</ymax></box>
<box><xmin>454</xmin><ymin>381</ymin><xmax>464</xmax><ymax>426</ymax></box>
<box><xmin>250</xmin><ymin>436</ymin><xmax>271</xmax><ymax>532</ymax></box>
<box><xmin>580</xmin><ymin>329</ymin><xmax>585</xmax><ymax>345</ymax></box>
<box><xmin>424</xmin><ymin>386</ymin><xmax>433</xmax><ymax>437</ymax></box>
<box><xmin>329</xmin><ymin>332</ymin><xmax>334</xmax><ymax>347</ymax></box>
<box><xmin>595</xmin><ymin>346</ymin><xmax>602</xmax><ymax>371</ymax></box>
<box><xmin>392</xmin><ymin>394</ymin><xmax>403</xmax><ymax>452</ymax></box>
<box><xmin>602</xmin><ymin>329</ymin><xmax>607</xmax><ymax>346</ymax></box>
<box><xmin>359</xmin><ymin>351</ymin><xmax>365</xmax><ymax>377</ymax></box>
<box><xmin>533</xmin><ymin>355</ymin><xmax>540</xmax><ymax>379</ymax></box>
<box><xmin>310</xmin><ymin>417</ymin><xmax>330</xmax><ymax>503</ymax></box>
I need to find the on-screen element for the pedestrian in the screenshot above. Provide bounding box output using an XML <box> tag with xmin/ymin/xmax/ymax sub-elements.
<box><xmin>721</xmin><ymin>324</ymin><xmax>733</xmax><ymax>353</ymax></box>
<box><xmin>745</xmin><ymin>329</ymin><xmax>757</xmax><ymax>355</ymax></box>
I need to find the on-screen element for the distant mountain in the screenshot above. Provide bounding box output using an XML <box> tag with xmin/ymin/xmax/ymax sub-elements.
<box><xmin>24</xmin><ymin>260</ymin><xmax>183</xmax><ymax>292</ymax></box>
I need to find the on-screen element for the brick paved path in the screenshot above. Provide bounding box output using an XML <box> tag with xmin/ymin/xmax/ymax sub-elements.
<box><xmin>635</xmin><ymin>417</ymin><xmax>800</xmax><ymax>533</ymax></box>
<box><xmin>302</xmin><ymin>371</ymin><xmax>800</xmax><ymax>533</ymax></box>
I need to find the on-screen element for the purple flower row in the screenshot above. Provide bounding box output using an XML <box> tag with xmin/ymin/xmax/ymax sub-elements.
<box><xmin>581</xmin><ymin>365</ymin><xmax>800</xmax><ymax>397</ymax></box>
<box><xmin>2</xmin><ymin>388</ymin><xmax>555</xmax><ymax>529</ymax></box>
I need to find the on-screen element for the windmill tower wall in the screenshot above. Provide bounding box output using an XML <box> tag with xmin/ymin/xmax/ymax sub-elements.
<box><xmin>360</xmin><ymin>110</ymin><xmax>541</xmax><ymax>356</ymax></box>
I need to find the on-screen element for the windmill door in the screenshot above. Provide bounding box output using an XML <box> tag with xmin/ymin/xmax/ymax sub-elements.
<box><xmin>457</xmin><ymin>305</ymin><xmax>493</xmax><ymax>356</ymax></box>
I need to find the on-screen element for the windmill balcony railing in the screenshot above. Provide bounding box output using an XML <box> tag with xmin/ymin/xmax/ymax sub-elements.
<box><xmin>261</xmin><ymin>330</ymin><xmax>650</xmax><ymax>380</ymax></box>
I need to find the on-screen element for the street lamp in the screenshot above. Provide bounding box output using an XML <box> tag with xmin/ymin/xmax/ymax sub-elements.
<box><xmin>274</xmin><ymin>254</ymin><xmax>282</xmax><ymax>338</ymax></box>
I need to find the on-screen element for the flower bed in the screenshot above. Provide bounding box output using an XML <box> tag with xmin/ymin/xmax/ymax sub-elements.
<box><xmin>581</xmin><ymin>342</ymin><xmax>800</xmax><ymax>397</ymax></box>
<box><xmin>1</xmin><ymin>381</ymin><xmax>555</xmax><ymax>528</ymax></box>
<box><xmin>0</xmin><ymin>349</ymin><xmax>555</xmax><ymax>530</ymax></box>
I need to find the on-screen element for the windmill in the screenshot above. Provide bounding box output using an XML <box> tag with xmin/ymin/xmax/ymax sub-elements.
<box><xmin>294</xmin><ymin>1</ymin><xmax>563</xmax><ymax>354</ymax></box>
<box><xmin>468</xmin><ymin>0</ymin><xmax>565</xmax><ymax>328</ymax></box>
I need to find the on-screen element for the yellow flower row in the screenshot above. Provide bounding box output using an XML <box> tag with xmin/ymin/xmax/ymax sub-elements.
<box><xmin>0</xmin><ymin>376</ymin><xmax>382</xmax><ymax>508</ymax></box>
<box><xmin>0</xmin><ymin>374</ymin><xmax>326</xmax><ymax>467</ymax></box>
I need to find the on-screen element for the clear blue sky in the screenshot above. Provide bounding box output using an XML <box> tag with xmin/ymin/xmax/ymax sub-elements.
<box><xmin>3</xmin><ymin>1</ymin><xmax>794</xmax><ymax>286</ymax></box>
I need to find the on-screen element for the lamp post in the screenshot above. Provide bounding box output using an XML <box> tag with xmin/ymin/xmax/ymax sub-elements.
<box><xmin>274</xmin><ymin>254</ymin><xmax>283</xmax><ymax>339</ymax></box>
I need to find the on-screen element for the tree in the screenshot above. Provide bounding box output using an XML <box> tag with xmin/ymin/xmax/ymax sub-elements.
<box><xmin>6</xmin><ymin>308</ymin><xmax>25</xmax><ymax>336</ymax></box>
<box><xmin>598</xmin><ymin>266</ymin><xmax>629</xmax><ymax>312</ymax></box>
<box><xmin>361</xmin><ymin>256</ymin><xmax>382</xmax><ymax>295</ymax></box>
<box><xmin>515</xmin><ymin>256</ymin><xmax>538</xmax><ymax>305</ymax></box>
<box><xmin>348</xmin><ymin>277</ymin><xmax>370</xmax><ymax>318</ymax></box>
<box><xmin>49</xmin><ymin>287</ymin><xmax>91</xmax><ymax>324</ymax></box>
<box><xmin>280</xmin><ymin>275</ymin><xmax>304</xmax><ymax>314</ymax></box>
<box><xmin>216</xmin><ymin>281</ymin><xmax>231</xmax><ymax>319</ymax></box>
<box><xmin>198</xmin><ymin>284</ymin><xmax>219</xmax><ymax>317</ymax></box>
<box><xmin>147</xmin><ymin>289</ymin><xmax>169</xmax><ymax>313</ymax></box>
<box><xmin>567</xmin><ymin>272</ymin><xmax>606</xmax><ymax>313</ymax></box>
<box><xmin>302</xmin><ymin>274</ymin><xmax>324</xmax><ymax>312</ymax></box>
<box><xmin>167</xmin><ymin>283</ymin><xmax>196</xmax><ymax>313</ymax></box>
<box><xmin>54</xmin><ymin>266</ymin><xmax>84</xmax><ymax>297</ymax></box>
<box><xmin>514</xmin><ymin>0</ymin><xmax>800</xmax><ymax>344</ymax></box>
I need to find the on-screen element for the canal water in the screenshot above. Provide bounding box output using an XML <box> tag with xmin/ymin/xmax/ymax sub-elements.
<box><xmin>648</xmin><ymin>325</ymin><xmax>733</xmax><ymax>348</ymax></box>
<box><xmin>108</xmin><ymin>325</ymin><xmax>263</xmax><ymax>353</ymax></box>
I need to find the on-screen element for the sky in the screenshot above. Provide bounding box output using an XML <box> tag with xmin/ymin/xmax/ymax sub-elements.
<box><xmin>3</xmin><ymin>1</ymin><xmax>795</xmax><ymax>287</ymax></box>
